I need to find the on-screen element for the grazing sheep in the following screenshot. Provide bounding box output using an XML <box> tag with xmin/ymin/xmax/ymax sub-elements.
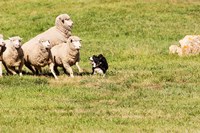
<box><xmin>22</xmin><ymin>38</ymin><xmax>58</xmax><ymax>79</ymax></box>
<box><xmin>23</xmin><ymin>14</ymin><xmax>73</xmax><ymax>48</ymax></box>
<box><xmin>51</xmin><ymin>36</ymin><xmax>83</xmax><ymax>78</ymax></box>
<box><xmin>2</xmin><ymin>36</ymin><xmax>24</xmax><ymax>76</ymax></box>
<box><xmin>0</xmin><ymin>34</ymin><xmax>6</xmax><ymax>77</ymax></box>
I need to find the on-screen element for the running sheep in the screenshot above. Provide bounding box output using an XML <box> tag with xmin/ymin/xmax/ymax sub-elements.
<box><xmin>2</xmin><ymin>36</ymin><xmax>24</xmax><ymax>76</ymax></box>
<box><xmin>50</xmin><ymin>36</ymin><xmax>83</xmax><ymax>78</ymax></box>
<box><xmin>22</xmin><ymin>38</ymin><xmax>58</xmax><ymax>79</ymax></box>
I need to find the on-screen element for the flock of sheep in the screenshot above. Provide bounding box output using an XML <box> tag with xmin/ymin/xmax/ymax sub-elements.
<box><xmin>0</xmin><ymin>14</ymin><xmax>83</xmax><ymax>79</ymax></box>
<box><xmin>1</xmin><ymin>13</ymin><xmax>199</xmax><ymax>79</ymax></box>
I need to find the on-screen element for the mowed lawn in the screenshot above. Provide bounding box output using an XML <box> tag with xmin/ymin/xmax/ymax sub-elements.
<box><xmin>1</xmin><ymin>0</ymin><xmax>200</xmax><ymax>132</ymax></box>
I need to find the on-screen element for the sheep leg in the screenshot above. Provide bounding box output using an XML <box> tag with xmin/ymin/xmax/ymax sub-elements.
<box><xmin>75</xmin><ymin>62</ymin><xmax>83</xmax><ymax>73</ymax></box>
<box><xmin>2</xmin><ymin>61</ymin><xmax>16</xmax><ymax>75</ymax></box>
<box><xmin>54</xmin><ymin>65</ymin><xmax>60</xmax><ymax>75</ymax></box>
<box><xmin>62</xmin><ymin>66</ymin><xmax>68</xmax><ymax>75</ymax></box>
<box><xmin>2</xmin><ymin>61</ymin><xmax>10</xmax><ymax>75</ymax></box>
<box><xmin>63</xmin><ymin>63</ymin><xmax>74</xmax><ymax>78</ymax></box>
<box><xmin>18</xmin><ymin>61</ymin><xmax>24</xmax><ymax>76</ymax></box>
<box><xmin>0</xmin><ymin>61</ymin><xmax>2</xmax><ymax>77</ymax></box>
<box><xmin>34</xmin><ymin>66</ymin><xmax>42</xmax><ymax>75</ymax></box>
<box><xmin>49</xmin><ymin>63</ymin><xmax>58</xmax><ymax>79</ymax></box>
<box><xmin>7</xmin><ymin>66</ymin><xmax>17</xmax><ymax>75</ymax></box>
<box><xmin>24</xmin><ymin>61</ymin><xmax>36</xmax><ymax>74</ymax></box>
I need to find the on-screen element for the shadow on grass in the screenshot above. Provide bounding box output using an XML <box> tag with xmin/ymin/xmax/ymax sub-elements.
<box><xmin>20</xmin><ymin>69</ymin><xmax>92</xmax><ymax>78</ymax></box>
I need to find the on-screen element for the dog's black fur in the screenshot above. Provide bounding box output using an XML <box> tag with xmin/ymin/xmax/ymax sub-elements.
<box><xmin>89</xmin><ymin>54</ymin><xmax>108</xmax><ymax>75</ymax></box>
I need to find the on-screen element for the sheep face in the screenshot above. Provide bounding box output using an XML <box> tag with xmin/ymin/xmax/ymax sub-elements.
<box><xmin>39</xmin><ymin>39</ymin><xmax>51</xmax><ymax>49</ymax></box>
<box><xmin>0</xmin><ymin>38</ymin><xmax>5</xmax><ymax>52</ymax></box>
<box><xmin>9</xmin><ymin>37</ymin><xmax>22</xmax><ymax>49</ymax></box>
<box><xmin>56</xmin><ymin>14</ymin><xmax>73</xmax><ymax>31</ymax></box>
<box><xmin>0</xmin><ymin>38</ymin><xmax>5</xmax><ymax>46</ymax></box>
<box><xmin>70</xmin><ymin>36</ymin><xmax>82</xmax><ymax>50</ymax></box>
<box><xmin>62</xmin><ymin>17</ymin><xmax>73</xmax><ymax>29</ymax></box>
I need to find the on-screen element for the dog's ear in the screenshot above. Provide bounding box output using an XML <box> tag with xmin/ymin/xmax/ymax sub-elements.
<box><xmin>98</xmin><ymin>54</ymin><xmax>104</xmax><ymax>60</ymax></box>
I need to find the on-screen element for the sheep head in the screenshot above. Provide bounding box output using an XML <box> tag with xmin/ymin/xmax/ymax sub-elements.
<box><xmin>39</xmin><ymin>38</ymin><xmax>51</xmax><ymax>49</ymax></box>
<box><xmin>9</xmin><ymin>36</ymin><xmax>22</xmax><ymax>49</ymax></box>
<box><xmin>0</xmin><ymin>34</ymin><xmax>5</xmax><ymax>46</ymax></box>
<box><xmin>55</xmin><ymin>14</ymin><xmax>73</xmax><ymax>31</ymax></box>
<box><xmin>0</xmin><ymin>34</ymin><xmax>5</xmax><ymax>52</ymax></box>
<box><xmin>69</xmin><ymin>36</ymin><xmax>82</xmax><ymax>50</ymax></box>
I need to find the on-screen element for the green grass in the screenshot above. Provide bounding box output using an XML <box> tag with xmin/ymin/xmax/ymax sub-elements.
<box><xmin>1</xmin><ymin>0</ymin><xmax>200</xmax><ymax>132</ymax></box>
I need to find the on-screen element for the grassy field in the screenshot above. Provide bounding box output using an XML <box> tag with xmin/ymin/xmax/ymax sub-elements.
<box><xmin>1</xmin><ymin>0</ymin><xmax>200</xmax><ymax>132</ymax></box>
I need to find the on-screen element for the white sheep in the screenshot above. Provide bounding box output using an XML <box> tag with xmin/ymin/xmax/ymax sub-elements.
<box><xmin>0</xmin><ymin>34</ymin><xmax>6</xmax><ymax>77</ymax></box>
<box><xmin>2</xmin><ymin>36</ymin><xmax>24</xmax><ymax>76</ymax></box>
<box><xmin>22</xmin><ymin>38</ymin><xmax>58</xmax><ymax>79</ymax></box>
<box><xmin>50</xmin><ymin>36</ymin><xmax>83</xmax><ymax>78</ymax></box>
<box><xmin>23</xmin><ymin>14</ymin><xmax>73</xmax><ymax>48</ymax></box>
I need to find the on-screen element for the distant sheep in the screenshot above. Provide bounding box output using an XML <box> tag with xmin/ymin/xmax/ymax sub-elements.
<box><xmin>51</xmin><ymin>36</ymin><xmax>83</xmax><ymax>77</ymax></box>
<box><xmin>23</xmin><ymin>14</ymin><xmax>73</xmax><ymax>48</ymax></box>
<box><xmin>2</xmin><ymin>36</ymin><xmax>24</xmax><ymax>76</ymax></box>
<box><xmin>0</xmin><ymin>34</ymin><xmax>6</xmax><ymax>77</ymax></box>
<box><xmin>22</xmin><ymin>38</ymin><xmax>57</xmax><ymax>79</ymax></box>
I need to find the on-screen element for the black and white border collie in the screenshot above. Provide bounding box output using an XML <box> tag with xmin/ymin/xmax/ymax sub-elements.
<box><xmin>89</xmin><ymin>54</ymin><xmax>108</xmax><ymax>76</ymax></box>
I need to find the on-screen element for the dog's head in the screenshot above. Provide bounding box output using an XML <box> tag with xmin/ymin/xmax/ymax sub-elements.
<box><xmin>90</xmin><ymin>55</ymin><xmax>100</xmax><ymax>68</ymax></box>
<box><xmin>89</xmin><ymin>54</ymin><xmax>108</xmax><ymax>75</ymax></box>
<box><xmin>89</xmin><ymin>54</ymin><xmax>108</xmax><ymax>68</ymax></box>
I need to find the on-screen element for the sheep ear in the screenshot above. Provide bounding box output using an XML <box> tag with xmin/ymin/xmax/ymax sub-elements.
<box><xmin>59</xmin><ymin>17</ymin><xmax>64</xmax><ymax>23</ymax></box>
<box><xmin>69</xmin><ymin>38</ymin><xmax>72</xmax><ymax>43</ymax></box>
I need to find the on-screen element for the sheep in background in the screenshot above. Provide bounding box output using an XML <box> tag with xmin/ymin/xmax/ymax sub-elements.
<box><xmin>0</xmin><ymin>34</ymin><xmax>6</xmax><ymax>77</ymax></box>
<box><xmin>2</xmin><ymin>36</ymin><xmax>24</xmax><ymax>76</ymax></box>
<box><xmin>22</xmin><ymin>38</ymin><xmax>58</xmax><ymax>79</ymax></box>
<box><xmin>51</xmin><ymin>36</ymin><xmax>83</xmax><ymax>78</ymax></box>
<box><xmin>23</xmin><ymin>14</ymin><xmax>73</xmax><ymax>48</ymax></box>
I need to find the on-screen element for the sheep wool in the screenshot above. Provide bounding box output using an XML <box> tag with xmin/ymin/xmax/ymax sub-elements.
<box><xmin>51</xmin><ymin>36</ymin><xmax>83</xmax><ymax>77</ymax></box>
<box><xmin>22</xmin><ymin>38</ymin><xmax>52</xmax><ymax>73</ymax></box>
<box><xmin>23</xmin><ymin>14</ymin><xmax>73</xmax><ymax>48</ymax></box>
<box><xmin>22</xmin><ymin>38</ymin><xmax>58</xmax><ymax>79</ymax></box>
<box><xmin>2</xmin><ymin>36</ymin><xmax>24</xmax><ymax>76</ymax></box>
<box><xmin>0</xmin><ymin>34</ymin><xmax>6</xmax><ymax>77</ymax></box>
